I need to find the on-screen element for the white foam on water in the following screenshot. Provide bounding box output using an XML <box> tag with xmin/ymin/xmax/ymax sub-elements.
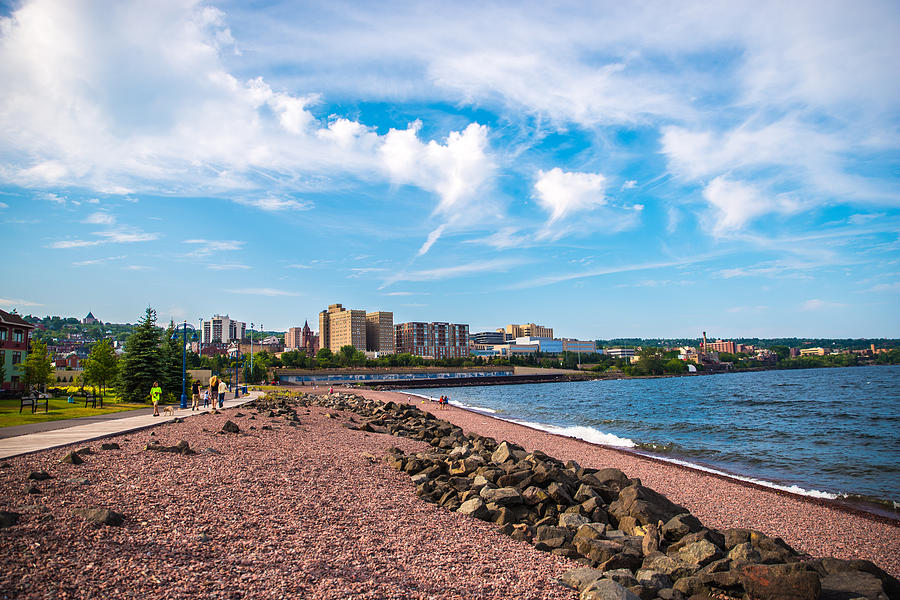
<box><xmin>507</xmin><ymin>418</ymin><xmax>637</xmax><ymax>448</ymax></box>
<box><xmin>651</xmin><ymin>455</ymin><xmax>840</xmax><ymax>500</ymax></box>
<box><xmin>448</xmin><ymin>400</ymin><xmax>497</xmax><ymax>414</ymax></box>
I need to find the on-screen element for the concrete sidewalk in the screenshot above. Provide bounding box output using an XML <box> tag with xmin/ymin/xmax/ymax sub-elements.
<box><xmin>0</xmin><ymin>390</ymin><xmax>263</xmax><ymax>460</ymax></box>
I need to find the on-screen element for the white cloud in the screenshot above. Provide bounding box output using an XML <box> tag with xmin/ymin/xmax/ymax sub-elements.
<box><xmin>417</xmin><ymin>224</ymin><xmax>447</xmax><ymax>256</ymax></box>
<box><xmin>0</xmin><ymin>202</ymin><xmax>8</xmax><ymax>209</ymax></box>
<box><xmin>381</xmin><ymin>258</ymin><xmax>525</xmax><ymax>288</ymax></box>
<box><xmin>801</xmin><ymin>299</ymin><xmax>846</xmax><ymax>311</ymax></box>
<box><xmin>621</xmin><ymin>180</ymin><xmax>637</xmax><ymax>190</ymax></box>
<box><xmin>0</xmin><ymin>297</ymin><xmax>43</xmax><ymax>307</ymax></box>
<box><xmin>72</xmin><ymin>255</ymin><xmax>125</xmax><ymax>266</ymax></box>
<box><xmin>82</xmin><ymin>211</ymin><xmax>115</xmax><ymax>225</ymax></box>
<box><xmin>235</xmin><ymin>196</ymin><xmax>313</xmax><ymax>211</ymax></box>
<box><xmin>94</xmin><ymin>228</ymin><xmax>160</xmax><ymax>243</ymax></box>
<box><xmin>534</xmin><ymin>168</ymin><xmax>607</xmax><ymax>224</ymax></box>
<box><xmin>208</xmin><ymin>263</ymin><xmax>250</xmax><ymax>271</ymax></box>
<box><xmin>864</xmin><ymin>282</ymin><xmax>900</xmax><ymax>293</ymax></box>
<box><xmin>49</xmin><ymin>239</ymin><xmax>104</xmax><ymax>249</ymax></box>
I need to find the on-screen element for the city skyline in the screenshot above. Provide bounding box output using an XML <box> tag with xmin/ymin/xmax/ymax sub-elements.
<box><xmin>2</xmin><ymin>1</ymin><xmax>899</xmax><ymax>338</ymax></box>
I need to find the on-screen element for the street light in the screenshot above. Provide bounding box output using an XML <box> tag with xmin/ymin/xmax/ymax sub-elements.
<box><xmin>233</xmin><ymin>352</ymin><xmax>243</xmax><ymax>399</ymax></box>
<box><xmin>250</xmin><ymin>322</ymin><xmax>254</xmax><ymax>383</ymax></box>
<box><xmin>171</xmin><ymin>321</ymin><xmax>198</xmax><ymax>410</ymax></box>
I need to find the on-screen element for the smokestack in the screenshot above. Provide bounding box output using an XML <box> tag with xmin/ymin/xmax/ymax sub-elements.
<box><xmin>702</xmin><ymin>331</ymin><xmax>707</xmax><ymax>350</ymax></box>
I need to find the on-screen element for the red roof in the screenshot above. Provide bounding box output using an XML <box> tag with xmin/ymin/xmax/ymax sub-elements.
<box><xmin>0</xmin><ymin>308</ymin><xmax>36</xmax><ymax>329</ymax></box>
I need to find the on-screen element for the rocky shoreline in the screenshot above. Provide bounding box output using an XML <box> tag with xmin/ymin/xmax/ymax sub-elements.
<box><xmin>0</xmin><ymin>389</ymin><xmax>897</xmax><ymax>599</ymax></box>
<box><xmin>311</xmin><ymin>390</ymin><xmax>899</xmax><ymax>600</ymax></box>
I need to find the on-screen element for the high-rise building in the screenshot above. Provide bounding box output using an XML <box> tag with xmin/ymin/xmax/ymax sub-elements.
<box><xmin>285</xmin><ymin>327</ymin><xmax>302</xmax><ymax>350</ymax></box>
<box><xmin>395</xmin><ymin>321</ymin><xmax>469</xmax><ymax>359</ymax></box>
<box><xmin>365</xmin><ymin>311</ymin><xmax>395</xmax><ymax>354</ymax></box>
<box><xmin>472</xmin><ymin>331</ymin><xmax>506</xmax><ymax>345</ymax></box>
<box><xmin>318</xmin><ymin>304</ymin><xmax>366</xmax><ymax>353</ymax></box>
<box><xmin>202</xmin><ymin>314</ymin><xmax>246</xmax><ymax>345</ymax></box>
<box><xmin>499</xmin><ymin>323</ymin><xmax>554</xmax><ymax>339</ymax></box>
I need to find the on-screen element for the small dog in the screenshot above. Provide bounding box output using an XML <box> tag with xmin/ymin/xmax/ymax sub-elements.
<box><xmin>163</xmin><ymin>406</ymin><xmax>176</xmax><ymax>416</ymax></box>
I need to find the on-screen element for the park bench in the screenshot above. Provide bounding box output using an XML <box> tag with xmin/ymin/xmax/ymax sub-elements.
<box><xmin>82</xmin><ymin>389</ymin><xmax>103</xmax><ymax>409</ymax></box>
<box><xmin>19</xmin><ymin>391</ymin><xmax>49</xmax><ymax>414</ymax></box>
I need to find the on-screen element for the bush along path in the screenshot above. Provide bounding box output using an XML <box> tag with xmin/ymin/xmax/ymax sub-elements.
<box><xmin>250</xmin><ymin>390</ymin><xmax>899</xmax><ymax>600</ymax></box>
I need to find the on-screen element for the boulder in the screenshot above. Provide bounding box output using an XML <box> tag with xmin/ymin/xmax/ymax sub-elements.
<box><xmin>28</xmin><ymin>471</ymin><xmax>52</xmax><ymax>481</ymax></box>
<box><xmin>739</xmin><ymin>563</ymin><xmax>821</xmax><ymax>600</ymax></box>
<box><xmin>574</xmin><ymin>523</ymin><xmax>607</xmax><ymax>544</ymax></box>
<box><xmin>672</xmin><ymin>576</ymin><xmax>708</xmax><ymax>597</ymax></box>
<box><xmin>575</xmin><ymin>483</ymin><xmax>601</xmax><ymax>502</ymax></box>
<box><xmin>522</xmin><ymin>485</ymin><xmax>551</xmax><ymax>505</ymax></box>
<box><xmin>74</xmin><ymin>508</ymin><xmax>125</xmax><ymax>527</ymax></box>
<box><xmin>25</xmin><ymin>484</ymin><xmax>41</xmax><ymax>494</ymax></box>
<box><xmin>535</xmin><ymin>525</ymin><xmax>571</xmax><ymax>550</ymax></box>
<box><xmin>560</xmin><ymin>513</ymin><xmax>591</xmax><ymax>529</ymax></box>
<box><xmin>491</xmin><ymin>441</ymin><xmax>524</xmax><ymax>464</ymax></box>
<box><xmin>662</xmin><ymin>513</ymin><xmax>703</xmax><ymax>541</ymax></box>
<box><xmin>598</xmin><ymin>553</ymin><xmax>644</xmax><ymax>573</ymax></box>
<box><xmin>820</xmin><ymin>571</ymin><xmax>888</xmax><ymax>600</ymax></box>
<box><xmin>575</xmin><ymin>538</ymin><xmax>625</xmax><ymax>565</ymax></box>
<box><xmin>675</xmin><ymin>540</ymin><xmax>723</xmax><ymax>567</ymax></box>
<box><xmin>723</xmin><ymin>527</ymin><xmax>751</xmax><ymax>549</ymax></box>
<box><xmin>0</xmin><ymin>511</ymin><xmax>19</xmax><ymax>528</ymax></box>
<box><xmin>479</xmin><ymin>486</ymin><xmax>523</xmax><ymax>506</ymax></box>
<box><xmin>100</xmin><ymin>443</ymin><xmax>120</xmax><ymax>450</ymax></box>
<box><xmin>456</xmin><ymin>496</ymin><xmax>489</xmax><ymax>521</ymax></box>
<box><xmin>643</xmin><ymin>552</ymin><xmax>700</xmax><ymax>580</ymax></box>
<box><xmin>641</xmin><ymin>523</ymin><xmax>660</xmax><ymax>555</ymax></box>
<box><xmin>145</xmin><ymin>440</ymin><xmax>194</xmax><ymax>455</ymax></box>
<box><xmin>581</xmin><ymin>579</ymin><xmax>642</xmax><ymax>600</ymax></box>
<box><xmin>727</xmin><ymin>542</ymin><xmax>762</xmax><ymax>563</ymax></box>
<box><xmin>636</xmin><ymin>569</ymin><xmax>673</xmax><ymax>591</ymax></box>
<box><xmin>604</xmin><ymin>569</ymin><xmax>639</xmax><ymax>588</ymax></box>
<box><xmin>609</xmin><ymin>484</ymin><xmax>688</xmax><ymax>527</ymax></box>
<box><xmin>75</xmin><ymin>447</ymin><xmax>93</xmax><ymax>455</ymax></box>
<box><xmin>221</xmin><ymin>420</ymin><xmax>240</xmax><ymax>434</ymax></box>
<box><xmin>560</xmin><ymin>567</ymin><xmax>606</xmax><ymax>591</ymax></box>
<box><xmin>60</xmin><ymin>451</ymin><xmax>83</xmax><ymax>465</ymax></box>
<box><xmin>547</xmin><ymin>481</ymin><xmax>574</xmax><ymax>505</ymax></box>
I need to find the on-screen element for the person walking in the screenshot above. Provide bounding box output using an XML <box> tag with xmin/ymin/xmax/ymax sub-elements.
<box><xmin>218</xmin><ymin>378</ymin><xmax>227</xmax><ymax>409</ymax></box>
<box><xmin>191</xmin><ymin>380</ymin><xmax>200</xmax><ymax>411</ymax></box>
<box><xmin>208</xmin><ymin>375</ymin><xmax>218</xmax><ymax>412</ymax></box>
<box><xmin>150</xmin><ymin>381</ymin><xmax>162</xmax><ymax>416</ymax></box>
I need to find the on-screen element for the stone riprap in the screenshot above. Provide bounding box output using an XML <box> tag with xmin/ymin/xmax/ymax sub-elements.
<box><xmin>297</xmin><ymin>390</ymin><xmax>899</xmax><ymax>600</ymax></box>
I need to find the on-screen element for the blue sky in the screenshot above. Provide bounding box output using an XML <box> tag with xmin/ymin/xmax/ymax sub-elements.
<box><xmin>1</xmin><ymin>0</ymin><xmax>898</xmax><ymax>338</ymax></box>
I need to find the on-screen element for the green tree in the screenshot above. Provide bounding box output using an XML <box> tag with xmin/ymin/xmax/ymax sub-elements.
<box><xmin>161</xmin><ymin>322</ymin><xmax>186</xmax><ymax>402</ymax></box>
<box><xmin>338</xmin><ymin>345</ymin><xmax>357</xmax><ymax>366</ymax></box>
<box><xmin>316</xmin><ymin>348</ymin><xmax>335</xmax><ymax>368</ymax></box>
<box><xmin>83</xmin><ymin>339</ymin><xmax>118</xmax><ymax>399</ymax></box>
<box><xmin>636</xmin><ymin>347</ymin><xmax>666</xmax><ymax>375</ymax></box>
<box><xmin>118</xmin><ymin>307</ymin><xmax>163</xmax><ymax>403</ymax></box>
<box><xmin>770</xmin><ymin>345</ymin><xmax>790</xmax><ymax>360</ymax></box>
<box><xmin>664</xmin><ymin>358</ymin><xmax>687</xmax><ymax>374</ymax></box>
<box><xmin>23</xmin><ymin>339</ymin><xmax>54</xmax><ymax>391</ymax></box>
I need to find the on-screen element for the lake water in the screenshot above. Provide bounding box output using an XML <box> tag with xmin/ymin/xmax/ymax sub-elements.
<box><xmin>403</xmin><ymin>365</ymin><xmax>900</xmax><ymax>515</ymax></box>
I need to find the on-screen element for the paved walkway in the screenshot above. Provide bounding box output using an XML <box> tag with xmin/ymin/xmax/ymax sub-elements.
<box><xmin>0</xmin><ymin>391</ymin><xmax>263</xmax><ymax>460</ymax></box>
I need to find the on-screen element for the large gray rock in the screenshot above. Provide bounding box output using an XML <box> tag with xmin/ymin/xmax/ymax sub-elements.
<box><xmin>522</xmin><ymin>485</ymin><xmax>551</xmax><ymax>505</ymax></box>
<box><xmin>559</xmin><ymin>513</ymin><xmax>591</xmax><ymax>529</ymax></box>
<box><xmin>635</xmin><ymin>569</ymin><xmax>672</xmax><ymax>591</ymax></box>
<box><xmin>820</xmin><ymin>571</ymin><xmax>888</xmax><ymax>600</ymax></box>
<box><xmin>479</xmin><ymin>486</ymin><xmax>523</xmax><ymax>506</ymax></box>
<box><xmin>457</xmin><ymin>497</ymin><xmax>489</xmax><ymax>520</ymax></box>
<box><xmin>575</xmin><ymin>538</ymin><xmax>625</xmax><ymax>565</ymax></box>
<box><xmin>560</xmin><ymin>567</ymin><xmax>606</xmax><ymax>591</ymax></box>
<box><xmin>675</xmin><ymin>539</ymin><xmax>722</xmax><ymax>567</ymax></box>
<box><xmin>609</xmin><ymin>484</ymin><xmax>688</xmax><ymax>528</ymax></box>
<box><xmin>491</xmin><ymin>441</ymin><xmax>524</xmax><ymax>464</ymax></box>
<box><xmin>60</xmin><ymin>451</ymin><xmax>83</xmax><ymax>465</ymax></box>
<box><xmin>28</xmin><ymin>471</ymin><xmax>52</xmax><ymax>481</ymax></box>
<box><xmin>581</xmin><ymin>579</ymin><xmax>642</xmax><ymax>600</ymax></box>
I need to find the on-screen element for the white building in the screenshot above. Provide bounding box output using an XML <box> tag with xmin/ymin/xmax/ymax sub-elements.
<box><xmin>202</xmin><ymin>314</ymin><xmax>246</xmax><ymax>345</ymax></box>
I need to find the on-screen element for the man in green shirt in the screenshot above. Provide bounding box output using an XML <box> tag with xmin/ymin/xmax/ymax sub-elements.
<box><xmin>151</xmin><ymin>381</ymin><xmax>161</xmax><ymax>416</ymax></box>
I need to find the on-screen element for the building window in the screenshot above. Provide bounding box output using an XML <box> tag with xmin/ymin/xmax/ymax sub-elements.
<box><xmin>12</xmin><ymin>352</ymin><xmax>22</xmax><ymax>364</ymax></box>
<box><xmin>13</xmin><ymin>330</ymin><xmax>23</xmax><ymax>343</ymax></box>
<box><xmin>0</xmin><ymin>350</ymin><xmax>4</xmax><ymax>364</ymax></box>
<box><xmin>0</xmin><ymin>328</ymin><xmax>6</xmax><ymax>340</ymax></box>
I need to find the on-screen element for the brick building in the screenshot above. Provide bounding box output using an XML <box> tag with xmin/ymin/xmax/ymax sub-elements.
<box><xmin>0</xmin><ymin>309</ymin><xmax>36</xmax><ymax>391</ymax></box>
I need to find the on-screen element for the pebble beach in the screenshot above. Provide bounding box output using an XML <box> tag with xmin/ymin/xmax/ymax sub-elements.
<box><xmin>0</xmin><ymin>387</ymin><xmax>897</xmax><ymax>599</ymax></box>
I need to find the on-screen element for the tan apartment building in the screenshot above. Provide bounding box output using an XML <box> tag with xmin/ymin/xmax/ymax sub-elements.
<box><xmin>319</xmin><ymin>303</ymin><xmax>367</xmax><ymax>353</ymax></box>
<box><xmin>366</xmin><ymin>311</ymin><xmax>395</xmax><ymax>354</ymax></box>
<box><xmin>499</xmin><ymin>323</ymin><xmax>554</xmax><ymax>339</ymax></box>
<box><xmin>285</xmin><ymin>327</ymin><xmax>302</xmax><ymax>350</ymax></box>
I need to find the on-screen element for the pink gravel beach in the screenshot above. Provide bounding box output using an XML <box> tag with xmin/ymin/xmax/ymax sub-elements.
<box><xmin>0</xmin><ymin>387</ymin><xmax>897</xmax><ymax>600</ymax></box>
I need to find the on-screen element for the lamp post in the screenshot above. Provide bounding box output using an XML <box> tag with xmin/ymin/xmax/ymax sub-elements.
<box><xmin>250</xmin><ymin>322</ymin><xmax>254</xmax><ymax>383</ymax></box>
<box><xmin>234</xmin><ymin>353</ymin><xmax>243</xmax><ymax>399</ymax></box>
<box><xmin>171</xmin><ymin>321</ymin><xmax>198</xmax><ymax>410</ymax></box>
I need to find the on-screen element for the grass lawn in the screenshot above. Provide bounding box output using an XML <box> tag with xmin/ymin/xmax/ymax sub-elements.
<box><xmin>0</xmin><ymin>395</ymin><xmax>149</xmax><ymax>428</ymax></box>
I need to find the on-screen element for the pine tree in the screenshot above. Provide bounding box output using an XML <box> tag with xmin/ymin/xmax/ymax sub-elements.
<box><xmin>118</xmin><ymin>307</ymin><xmax>163</xmax><ymax>403</ymax></box>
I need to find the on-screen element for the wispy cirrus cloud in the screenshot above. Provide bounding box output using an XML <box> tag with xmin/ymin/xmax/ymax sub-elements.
<box><xmin>228</xmin><ymin>287</ymin><xmax>301</xmax><ymax>296</ymax></box>
<box><xmin>0</xmin><ymin>297</ymin><xmax>43</xmax><ymax>307</ymax></box>
<box><xmin>381</xmin><ymin>258</ymin><xmax>526</xmax><ymax>288</ymax></box>
<box><xmin>207</xmin><ymin>263</ymin><xmax>250</xmax><ymax>271</ymax></box>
